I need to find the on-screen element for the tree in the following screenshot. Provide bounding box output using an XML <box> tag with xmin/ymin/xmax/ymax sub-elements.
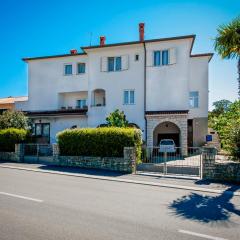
<box><xmin>214</xmin><ymin>16</ymin><xmax>240</xmax><ymax>97</ymax></box>
<box><xmin>0</xmin><ymin>110</ymin><xmax>29</xmax><ymax>130</ymax></box>
<box><xmin>106</xmin><ymin>109</ymin><xmax>129</xmax><ymax>127</ymax></box>
<box><xmin>210</xmin><ymin>100</ymin><xmax>240</xmax><ymax>159</ymax></box>
<box><xmin>212</xmin><ymin>99</ymin><xmax>232</xmax><ymax>116</ymax></box>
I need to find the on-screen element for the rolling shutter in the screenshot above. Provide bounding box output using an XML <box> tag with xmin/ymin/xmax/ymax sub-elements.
<box><xmin>121</xmin><ymin>55</ymin><xmax>129</xmax><ymax>70</ymax></box>
<box><xmin>101</xmin><ymin>57</ymin><xmax>108</xmax><ymax>72</ymax></box>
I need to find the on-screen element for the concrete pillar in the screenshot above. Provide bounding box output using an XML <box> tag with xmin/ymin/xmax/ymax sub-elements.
<box><xmin>52</xmin><ymin>144</ymin><xmax>59</xmax><ymax>164</ymax></box>
<box><xmin>124</xmin><ymin>147</ymin><xmax>136</xmax><ymax>174</ymax></box>
<box><xmin>180</xmin><ymin>120</ymin><xmax>188</xmax><ymax>156</ymax></box>
<box><xmin>201</xmin><ymin>146</ymin><xmax>217</xmax><ymax>179</ymax></box>
<box><xmin>15</xmin><ymin>144</ymin><xmax>24</xmax><ymax>162</ymax></box>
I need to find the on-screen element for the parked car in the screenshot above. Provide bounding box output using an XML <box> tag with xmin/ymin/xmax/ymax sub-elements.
<box><xmin>159</xmin><ymin>139</ymin><xmax>176</xmax><ymax>153</ymax></box>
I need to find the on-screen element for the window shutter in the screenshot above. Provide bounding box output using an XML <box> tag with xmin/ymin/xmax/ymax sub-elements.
<box><xmin>121</xmin><ymin>55</ymin><xmax>129</xmax><ymax>70</ymax></box>
<box><xmin>169</xmin><ymin>48</ymin><xmax>176</xmax><ymax>64</ymax></box>
<box><xmin>101</xmin><ymin>57</ymin><xmax>108</xmax><ymax>72</ymax></box>
<box><xmin>146</xmin><ymin>51</ymin><xmax>153</xmax><ymax>66</ymax></box>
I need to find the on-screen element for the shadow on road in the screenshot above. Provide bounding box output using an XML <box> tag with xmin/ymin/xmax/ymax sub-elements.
<box><xmin>38</xmin><ymin>165</ymin><xmax>127</xmax><ymax>177</ymax></box>
<box><xmin>169</xmin><ymin>185</ymin><xmax>240</xmax><ymax>223</ymax></box>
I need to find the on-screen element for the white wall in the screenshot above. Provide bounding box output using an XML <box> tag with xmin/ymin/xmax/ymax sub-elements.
<box><xmin>188</xmin><ymin>57</ymin><xmax>209</xmax><ymax>118</ymax></box>
<box><xmin>32</xmin><ymin>116</ymin><xmax>88</xmax><ymax>143</ymax></box>
<box><xmin>24</xmin><ymin>55</ymin><xmax>88</xmax><ymax>111</ymax></box>
<box><xmin>146</xmin><ymin>39</ymin><xmax>192</xmax><ymax>111</ymax></box>
<box><xmin>86</xmin><ymin>44</ymin><xmax>145</xmax><ymax>131</ymax></box>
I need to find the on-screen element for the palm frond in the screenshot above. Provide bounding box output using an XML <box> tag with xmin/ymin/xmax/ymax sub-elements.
<box><xmin>214</xmin><ymin>16</ymin><xmax>240</xmax><ymax>59</ymax></box>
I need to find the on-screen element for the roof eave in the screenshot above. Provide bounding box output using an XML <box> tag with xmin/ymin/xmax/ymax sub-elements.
<box><xmin>190</xmin><ymin>53</ymin><xmax>214</xmax><ymax>62</ymax></box>
<box><xmin>81</xmin><ymin>35</ymin><xmax>196</xmax><ymax>51</ymax></box>
<box><xmin>22</xmin><ymin>52</ymin><xmax>87</xmax><ymax>62</ymax></box>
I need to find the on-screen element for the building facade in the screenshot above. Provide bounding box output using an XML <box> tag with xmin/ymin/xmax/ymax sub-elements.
<box><xmin>17</xmin><ymin>23</ymin><xmax>213</xmax><ymax>152</ymax></box>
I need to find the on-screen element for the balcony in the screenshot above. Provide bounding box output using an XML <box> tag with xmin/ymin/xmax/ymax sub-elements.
<box><xmin>58</xmin><ymin>91</ymin><xmax>88</xmax><ymax>110</ymax></box>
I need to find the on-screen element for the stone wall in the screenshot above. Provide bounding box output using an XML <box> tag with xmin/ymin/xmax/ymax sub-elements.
<box><xmin>0</xmin><ymin>144</ymin><xmax>23</xmax><ymax>162</ymax></box>
<box><xmin>202</xmin><ymin>147</ymin><xmax>240</xmax><ymax>183</ymax></box>
<box><xmin>0</xmin><ymin>144</ymin><xmax>136</xmax><ymax>173</ymax></box>
<box><xmin>0</xmin><ymin>152</ymin><xmax>19</xmax><ymax>162</ymax></box>
<box><xmin>146</xmin><ymin>114</ymin><xmax>188</xmax><ymax>155</ymax></box>
<box><xmin>57</xmin><ymin>147</ymin><xmax>136</xmax><ymax>173</ymax></box>
<box><xmin>58</xmin><ymin>156</ymin><xmax>132</xmax><ymax>172</ymax></box>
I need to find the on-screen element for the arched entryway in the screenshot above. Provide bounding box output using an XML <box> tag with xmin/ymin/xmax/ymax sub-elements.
<box><xmin>153</xmin><ymin>121</ymin><xmax>180</xmax><ymax>146</ymax></box>
<box><xmin>91</xmin><ymin>89</ymin><xmax>106</xmax><ymax>107</ymax></box>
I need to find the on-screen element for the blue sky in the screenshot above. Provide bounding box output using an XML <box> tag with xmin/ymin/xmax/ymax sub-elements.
<box><xmin>0</xmin><ymin>0</ymin><xmax>239</xmax><ymax>109</ymax></box>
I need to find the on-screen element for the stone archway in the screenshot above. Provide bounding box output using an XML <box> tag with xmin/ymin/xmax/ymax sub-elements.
<box><xmin>153</xmin><ymin>121</ymin><xmax>180</xmax><ymax>146</ymax></box>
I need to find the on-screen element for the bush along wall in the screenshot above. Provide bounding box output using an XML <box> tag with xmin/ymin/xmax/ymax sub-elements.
<box><xmin>0</xmin><ymin>128</ymin><xmax>27</xmax><ymax>152</ymax></box>
<box><xmin>57</xmin><ymin>127</ymin><xmax>142</xmax><ymax>159</ymax></box>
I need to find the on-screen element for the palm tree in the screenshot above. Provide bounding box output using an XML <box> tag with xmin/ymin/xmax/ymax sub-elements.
<box><xmin>214</xmin><ymin>16</ymin><xmax>240</xmax><ymax>98</ymax></box>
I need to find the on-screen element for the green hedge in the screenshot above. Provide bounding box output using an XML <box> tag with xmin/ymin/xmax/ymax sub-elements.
<box><xmin>57</xmin><ymin>127</ymin><xmax>142</xmax><ymax>158</ymax></box>
<box><xmin>0</xmin><ymin>128</ymin><xmax>27</xmax><ymax>152</ymax></box>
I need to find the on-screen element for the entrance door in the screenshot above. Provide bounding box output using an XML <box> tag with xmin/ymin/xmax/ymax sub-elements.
<box><xmin>35</xmin><ymin>123</ymin><xmax>50</xmax><ymax>143</ymax></box>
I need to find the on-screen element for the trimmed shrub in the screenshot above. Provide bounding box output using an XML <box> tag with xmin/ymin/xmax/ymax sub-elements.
<box><xmin>0</xmin><ymin>128</ymin><xmax>27</xmax><ymax>152</ymax></box>
<box><xmin>57</xmin><ymin>127</ymin><xmax>142</xmax><ymax>158</ymax></box>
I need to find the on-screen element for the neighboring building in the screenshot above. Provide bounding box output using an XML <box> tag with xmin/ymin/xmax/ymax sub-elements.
<box><xmin>17</xmin><ymin>23</ymin><xmax>213</xmax><ymax>153</ymax></box>
<box><xmin>0</xmin><ymin>96</ymin><xmax>28</xmax><ymax>114</ymax></box>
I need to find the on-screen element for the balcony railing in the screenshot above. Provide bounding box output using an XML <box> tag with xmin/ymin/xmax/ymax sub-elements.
<box><xmin>26</xmin><ymin>107</ymin><xmax>88</xmax><ymax>117</ymax></box>
<box><xmin>91</xmin><ymin>103</ymin><xmax>106</xmax><ymax>107</ymax></box>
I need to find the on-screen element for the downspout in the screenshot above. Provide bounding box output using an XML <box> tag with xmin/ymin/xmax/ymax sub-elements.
<box><xmin>143</xmin><ymin>42</ymin><xmax>147</xmax><ymax>143</ymax></box>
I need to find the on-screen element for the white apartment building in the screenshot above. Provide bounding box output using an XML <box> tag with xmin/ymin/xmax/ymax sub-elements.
<box><xmin>16</xmin><ymin>23</ymin><xmax>213</xmax><ymax>153</ymax></box>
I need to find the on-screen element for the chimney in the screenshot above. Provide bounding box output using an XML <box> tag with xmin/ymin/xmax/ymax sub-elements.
<box><xmin>139</xmin><ymin>23</ymin><xmax>145</xmax><ymax>42</ymax></box>
<box><xmin>70</xmin><ymin>49</ymin><xmax>77</xmax><ymax>54</ymax></box>
<box><xmin>100</xmin><ymin>36</ymin><xmax>106</xmax><ymax>46</ymax></box>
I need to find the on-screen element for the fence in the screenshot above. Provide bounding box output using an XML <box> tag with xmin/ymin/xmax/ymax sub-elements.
<box><xmin>23</xmin><ymin>144</ymin><xmax>53</xmax><ymax>157</ymax></box>
<box><xmin>22</xmin><ymin>144</ymin><xmax>54</xmax><ymax>164</ymax></box>
<box><xmin>138</xmin><ymin>146</ymin><xmax>202</xmax><ymax>177</ymax></box>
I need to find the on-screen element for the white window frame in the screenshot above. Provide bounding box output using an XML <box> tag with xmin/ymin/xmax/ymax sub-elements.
<box><xmin>153</xmin><ymin>49</ymin><xmax>170</xmax><ymax>67</ymax></box>
<box><xmin>189</xmin><ymin>91</ymin><xmax>199</xmax><ymax>108</ymax></box>
<box><xmin>64</xmin><ymin>63</ymin><xmax>73</xmax><ymax>75</ymax></box>
<box><xmin>123</xmin><ymin>89</ymin><xmax>135</xmax><ymax>105</ymax></box>
<box><xmin>108</xmin><ymin>56</ymin><xmax>122</xmax><ymax>72</ymax></box>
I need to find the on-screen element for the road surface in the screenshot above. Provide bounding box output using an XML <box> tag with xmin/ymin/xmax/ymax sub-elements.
<box><xmin>0</xmin><ymin>167</ymin><xmax>239</xmax><ymax>240</ymax></box>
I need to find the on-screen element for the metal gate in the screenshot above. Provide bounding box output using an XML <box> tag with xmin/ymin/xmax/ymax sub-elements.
<box><xmin>138</xmin><ymin>147</ymin><xmax>202</xmax><ymax>178</ymax></box>
<box><xmin>23</xmin><ymin>144</ymin><xmax>54</xmax><ymax>164</ymax></box>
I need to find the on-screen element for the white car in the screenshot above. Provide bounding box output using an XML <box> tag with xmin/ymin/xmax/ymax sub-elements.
<box><xmin>159</xmin><ymin>139</ymin><xmax>176</xmax><ymax>153</ymax></box>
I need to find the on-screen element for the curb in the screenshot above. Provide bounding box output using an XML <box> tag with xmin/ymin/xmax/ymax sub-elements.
<box><xmin>0</xmin><ymin>164</ymin><xmax>239</xmax><ymax>196</ymax></box>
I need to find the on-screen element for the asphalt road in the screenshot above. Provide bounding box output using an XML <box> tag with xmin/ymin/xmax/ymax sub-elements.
<box><xmin>0</xmin><ymin>167</ymin><xmax>240</xmax><ymax>240</ymax></box>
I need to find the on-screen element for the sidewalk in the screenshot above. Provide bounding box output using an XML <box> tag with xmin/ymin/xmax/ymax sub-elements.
<box><xmin>0</xmin><ymin>161</ymin><xmax>239</xmax><ymax>196</ymax></box>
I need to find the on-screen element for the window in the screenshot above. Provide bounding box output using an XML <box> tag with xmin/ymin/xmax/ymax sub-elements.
<box><xmin>123</xmin><ymin>90</ymin><xmax>135</xmax><ymax>105</ymax></box>
<box><xmin>35</xmin><ymin>123</ymin><xmax>50</xmax><ymax>142</ymax></box>
<box><xmin>162</xmin><ymin>50</ymin><xmax>169</xmax><ymax>65</ymax></box>
<box><xmin>154</xmin><ymin>50</ymin><xmax>169</xmax><ymax>66</ymax></box>
<box><xmin>77</xmin><ymin>63</ymin><xmax>85</xmax><ymax>74</ymax></box>
<box><xmin>135</xmin><ymin>54</ymin><xmax>139</xmax><ymax>61</ymax></box>
<box><xmin>64</xmin><ymin>64</ymin><xmax>72</xmax><ymax>75</ymax></box>
<box><xmin>189</xmin><ymin>91</ymin><xmax>199</xmax><ymax>108</ymax></box>
<box><xmin>154</xmin><ymin>51</ymin><xmax>161</xmax><ymax>66</ymax></box>
<box><xmin>76</xmin><ymin>99</ymin><xmax>87</xmax><ymax>108</ymax></box>
<box><xmin>108</xmin><ymin>57</ymin><xmax>122</xmax><ymax>71</ymax></box>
